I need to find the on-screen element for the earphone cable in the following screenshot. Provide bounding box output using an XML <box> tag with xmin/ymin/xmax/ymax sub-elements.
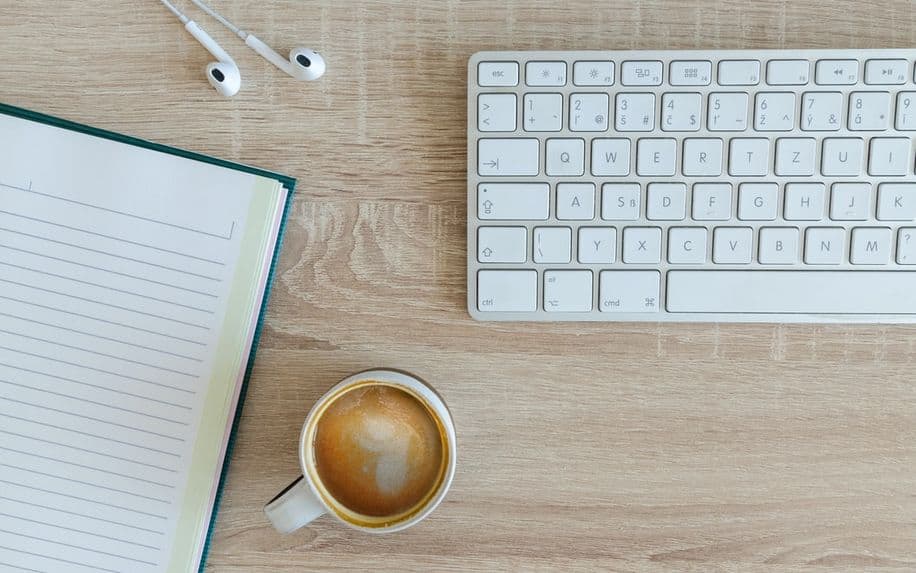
<box><xmin>188</xmin><ymin>0</ymin><xmax>248</xmax><ymax>40</ymax></box>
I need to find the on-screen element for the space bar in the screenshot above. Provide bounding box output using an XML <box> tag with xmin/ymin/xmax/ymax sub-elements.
<box><xmin>667</xmin><ymin>271</ymin><xmax>916</xmax><ymax>314</ymax></box>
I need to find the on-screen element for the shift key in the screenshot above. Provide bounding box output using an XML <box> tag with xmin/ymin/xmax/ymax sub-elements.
<box><xmin>478</xmin><ymin>183</ymin><xmax>549</xmax><ymax>220</ymax></box>
<box><xmin>478</xmin><ymin>138</ymin><xmax>540</xmax><ymax>175</ymax></box>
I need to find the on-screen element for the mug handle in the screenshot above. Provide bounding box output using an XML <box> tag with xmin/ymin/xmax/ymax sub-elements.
<box><xmin>264</xmin><ymin>476</ymin><xmax>326</xmax><ymax>534</ymax></box>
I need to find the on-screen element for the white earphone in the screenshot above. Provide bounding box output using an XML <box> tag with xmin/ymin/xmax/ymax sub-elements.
<box><xmin>160</xmin><ymin>0</ymin><xmax>326</xmax><ymax>97</ymax></box>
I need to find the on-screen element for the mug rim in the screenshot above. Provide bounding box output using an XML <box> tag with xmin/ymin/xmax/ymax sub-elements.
<box><xmin>297</xmin><ymin>368</ymin><xmax>457</xmax><ymax>533</ymax></box>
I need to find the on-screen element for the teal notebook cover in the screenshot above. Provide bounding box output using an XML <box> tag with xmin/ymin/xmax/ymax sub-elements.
<box><xmin>0</xmin><ymin>102</ymin><xmax>295</xmax><ymax>572</ymax></box>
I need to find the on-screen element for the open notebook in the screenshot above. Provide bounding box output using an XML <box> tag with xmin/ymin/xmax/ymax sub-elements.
<box><xmin>0</xmin><ymin>104</ymin><xmax>294</xmax><ymax>572</ymax></box>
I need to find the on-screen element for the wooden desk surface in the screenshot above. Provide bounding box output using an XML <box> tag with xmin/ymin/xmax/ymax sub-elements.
<box><xmin>2</xmin><ymin>1</ymin><xmax>916</xmax><ymax>571</ymax></box>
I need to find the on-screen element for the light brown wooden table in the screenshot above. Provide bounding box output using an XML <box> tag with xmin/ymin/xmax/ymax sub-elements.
<box><xmin>2</xmin><ymin>1</ymin><xmax>916</xmax><ymax>571</ymax></box>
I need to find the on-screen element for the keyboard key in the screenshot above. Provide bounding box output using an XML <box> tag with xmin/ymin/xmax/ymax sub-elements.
<box><xmin>526</xmin><ymin>61</ymin><xmax>566</xmax><ymax>86</ymax></box>
<box><xmin>544</xmin><ymin>270</ymin><xmax>593</xmax><ymax>312</ymax></box>
<box><xmin>804</xmin><ymin>227</ymin><xmax>845</xmax><ymax>264</ymax></box>
<box><xmin>821</xmin><ymin>138</ymin><xmax>865</xmax><ymax>176</ymax></box>
<box><xmin>647</xmin><ymin>183</ymin><xmax>687</xmax><ymax>220</ymax></box>
<box><xmin>478</xmin><ymin>138</ymin><xmax>539</xmax><ymax>176</ymax></box>
<box><xmin>578</xmin><ymin>227</ymin><xmax>616</xmax><ymax>264</ymax></box>
<box><xmin>850</xmin><ymin>227</ymin><xmax>892</xmax><ymax>265</ymax></box>
<box><xmin>667</xmin><ymin>227</ymin><xmax>707</xmax><ymax>264</ymax></box>
<box><xmin>670</xmin><ymin>61</ymin><xmax>712</xmax><ymax>86</ymax></box>
<box><xmin>728</xmin><ymin>138</ymin><xmax>769</xmax><ymax>176</ymax></box>
<box><xmin>784</xmin><ymin>183</ymin><xmax>826</xmax><ymax>220</ymax></box>
<box><xmin>815</xmin><ymin>59</ymin><xmax>858</xmax><ymax>85</ymax></box>
<box><xmin>661</xmin><ymin>92</ymin><xmax>701</xmax><ymax>131</ymax></box>
<box><xmin>754</xmin><ymin>92</ymin><xmax>795</xmax><ymax>131</ymax></box>
<box><xmin>896</xmin><ymin>92</ymin><xmax>916</xmax><ymax>130</ymax></box>
<box><xmin>477</xmin><ymin>227</ymin><xmax>527</xmax><ymax>263</ymax></box>
<box><xmin>478</xmin><ymin>94</ymin><xmax>517</xmax><ymax>132</ymax></box>
<box><xmin>738</xmin><ymin>183</ymin><xmax>778</xmax><ymax>220</ymax></box>
<box><xmin>477</xmin><ymin>270</ymin><xmax>537</xmax><ymax>312</ymax></box>
<box><xmin>849</xmin><ymin>91</ymin><xmax>890</xmax><ymax>131</ymax></box>
<box><xmin>573</xmin><ymin>61</ymin><xmax>614</xmax><ymax>86</ymax></box>
<box><xmin>898</xmin><ymin>228</ymin><xmax>916</xmax><ymax>264</ymax></box>
<box><xmin>622</xmin><ymin>227</ymin><xmax>662</xmax><ymax>263</ymax></box>
<box><xmin>868</xmin><ymin>138</ymin><xmax>910</xmax><ymax>176</ymax></box>
<box><xmin>598</xmin><ymin>270</ymin><xmax>660</xmax><ymax>313</ymax></box>
<box><xmin>877</xmin><ymin>183</ymin><xmax>916</xmax><ymax>220</ymax></box>
<box><xmin>865</xmin><ymin>59</ymin><xmax>907</xmax><ymax>85</ymax></box>
<box><xmin>523</xmin><ymin>93</ymin><xmax>563</xmax><ymax>131</ymax></box>
<box><xmin>830</xmin><ymin>182</ymin><xmax>871</xmax><ymax>221</ymax></box>
<box><xmin>708</xmin><ymin>92</ymin><xmax>748</xmax><ymax>131</ymax></box>
<box><xmin>569</xmin><ymin>93</ymin><xmax>609</xmax><ymax>131</ymax></box>
<box><xmin>556</xmin><ymin>183</ymin><xmax>595</xmax><ymax>220</ymax></box>
<box><xmin>666</xmin><ymin>271</ymin><xmax>916</xmax><ymax>314</ymax></box>
<box><xmin>713</xmin><ymin>227</ymin><xmax>753</xmax><ymax>263</ymax></box>
<box><xmin>621</xmin><ymin>61</ymin><xmax>662</xmax><ymax>86</ymax></box>
<box><xmin>545</xmin><ymin>138</ymin><xmax>585</xmax><ymax>176</ymax></box>
<box><xmin>478</xmin><ymin>61</ymin><xmax>519</xmax><ymax>87</ymax></box>
<box><xmin>718</xmin><ymin>60</ymin><xmax>760</xmax><ymax>85</ymax></box>
<box><xmin>766</xmin><ymin>60</ymin><xmax>810</xmax><ymax>85</ymax></box>
<box><xmin>682</xmin><ymin>138</ymin><xmax>723</xmax><ymax>176</ymax></box>
<box><xmin>775</xmin><ymin>137</ymin><xmax>816</xmax><ymax>176</ymax></box>
<box><xmin>591</xmin><ymin>139</ymin><xmax>631</xmax><ymax>176</ymax></box>
<box><xmin>758</xmin><ymin>227</ymin><xmax>799</xmax><ymax>264</ymax></box>
<box><xmin>533</xmin><ymin>227</ymin><xmax>572</xmax><ymax>263</ymax></box>
<box><xmin>477</xmin><ymin>183</ymin><xmax>549</xmax><ymax>220</ymax></box>
<box><xmin>615</xmin><ymin>93</ymin><xmax>655</xmax><ymax>131</ymax></box>
<box><xmin>602</xmin><ymin>183</ymin><xmax>641</xmax><ymax>220</ymax></box>
<box><xmin>801</xmin><ymin>92</ymin><xmax>842</xmax><ymax>130</ymax></box>
<box><xmin>636</xmin><ymin>138</ymin><xmax>676</xmax><ymax>176</ymax></box>
<box><xmin>692</xmin><ymin>183</ymin><xmax>732</xmax><ymax>221</ymax></box>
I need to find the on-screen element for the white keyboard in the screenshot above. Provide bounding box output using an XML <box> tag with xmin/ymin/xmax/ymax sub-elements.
<box><xmin>467</xmin><ymin>50</ymin><xmax>916</xmax><ymax>322</ymax></box>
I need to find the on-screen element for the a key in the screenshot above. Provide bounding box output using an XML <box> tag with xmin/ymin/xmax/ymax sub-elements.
<box><xmin>621</xmin><ymin>61</ymin><xmax>662</xmax><ymax>86</ymax></box>
<box><xmin>718</xmin><ymin>60</ymin><xmax>760</xmax><ymax>85</ymax></box>
<box><xmin>758</xmin><ymin>227</ymin><xmax>799</xmax><ymax>264</ymax></box>
<box><xmin>728</xmin><ymin>138</ymin><xmax>770</xmax><ymax>176</ymax></box>
<box><xmin>829</xmin><ymin>182</ymin><xmax>871</xmax><ymax>221</ymax></box>
<box><xmin>533</xmin><ymin>227</ymin><xmax>572</xmax><ymax>263</ymax></box>
<box><xmin>766</xmin><ymin>60</ymin><xmax>810</xmax><ymax>85</ymax></box>
<box><xmin>598</xmin><ymin>270</ymin><xmax>661</xmax><ymax>313</ymax></box>
<box><xmin>802</xmin><ymin>92</ymin><xmax>843</xmax><ymax>131</ymax></box>
<box><xmin>850</xmin><ymin>227</ymin><xmax>892</xmax><ymax>265</ymax></box>
<box><xmin>865</xmin><ymin>59</ymin><xmax>907</xmax><ymax>85</ymax></box>
<box><xmin>578</xmin><ymin>227</ymin><xmax>617</xmax><ymax>263</ymax></box>
<box><xmin>849</xmin><ymin>92</ymin><xmax>891</xmax><ymax>131</ymax></box>
<box><xmin>616</xmin><ymin>93</ymin><xmax>655</xmax><ymax>131</ymax></box>
<box><xmin>754</xmin><ymin>92</ymin><xmax>795</xmax><ymax>131</ymax></box>
<box><xmin>815</xmin><ymin>59</ymin><xmax>858</xmax><ymax>85</ymax></box>
<box><xmin>682</xmin><ymin>138</ymin><xmax>723</xmax><ymax>176</ymax></box>
<box><xmin>661</xmin><ymin>92</ymin><xmax>701</xmax><ymax>131</ymax></box>
<box><xmin>526</xmin><ymin>61</ymin><xmax>566</xmax><ymax>86</ymax></box>
<box><xmin>545</xmin><ymin>138</ymin><xmax>585</xmax><ymax>176</ymax></box>
<box><xmin>877</xmin><ymin>183</ymin><xmax>916</xmax><ymax>220</ymax></box>
<box><xmin>544</xmin><ymin>270</ymin><xmax>593</xmax><ymax>312</ymax></box>
<box><xmin>477</xmin><ymin>270</ymin><xmax>537</xmax><ymax>311</ymax></box>
<box><xmin>622</xmin><ymin>227</ymin><xmax>662</xmax><ymax>263</ymax></box>
<box><xmin>478</xmin><ymin>94</ymin><xmax>517</xmax><ymax>132</ymax></box>
<box><xmin>669</xmin><ymin>61</ymin><xmax>712</xmax><ymax>86</ymax></box>
<box><xmin>821</xmin><ymin>138</ymin><xmax>865</xmax><ymax>176</ymax></box>
<box><xmin>477</xmin><ymin>227</ymin><xmax>527</xmax><ymax>263</ymax></box>
<box><xmin>896</xmin><ymin>92</ymin><xmax>916</xmax><ymax>130</ymax></box>
<box><xmin>591</xmin><ymin>139</ymin><xmax>631</xmax><ymax>176</ymax></box>
<box><xmin>602</xmin><ymin>183</ymin><xmax>641</xmax><ymax>220</ymax></box>
<box><xmin>692</xmin><ymin>183</ymin><xmax>732</xmax><ymax>221</ymax></box>
<box><xmin>524</xmin><ymin>93</ymin><xmax>563</xmax><ymax>132</ymax></box>
<box><xmin>478</xmin><ymin>138</ymin><xmax>539</xmax><ymax>176</ymax></box>
<box><xmin>477</xmin><ymin>183</ymin><xmax>549</xmax><ymax>220</ymax></box>
<box><xmin>708</xmin><ymin>92</ymin><xmax>748</xmax><ymax>131</ymax></box>
<box><xmin>667</xmin><ymin>227</ymin><xmax>707</xmax><ymax>264</ymax></box>
<box><xmin>869</xmin><ymin>138</ymin><xmax>911</xmax><ymax>176</ymax></box>
<box><xmin>738</xmin><ymin>183</ymin><xmax>778</xmax><ymax>220</ymax></box>
<box><xmin>713</xmin><ymin>227</ymin><xmax>753</xmax><ymax>264</ymax></box>
<box><xmin>478</xmin><ymin>61</ymin><xmax>519</xmax><ymax>87</ymax></box>
<box><xmin>569</xmin><ymin>93</ymin><xmax>609</xmax><ymax>131</ymax></box>
<box><xmin>556</xmin><ymin>183</ymin><xmax>595</xmax><ymax>220</ymax></box>
<box><xmin>573</xmin><ymin>61</ymin><xmax>614</xmax><ymax>86</ymax></box>
<box><xmin>775</xmin><ymin>137</ymin><xmax>816</xmax><ymax>176</ymax></box>
<box><xmin>636</xmin><ymin>138</ymin><xmax>676</xmax><ymax>176</ymax></box>
<box><xmin>898</xmin><ymin>228</ymin><xmax>916</xmax><ymax>264</ymax></box>
<box><xmin>784</xmin><ymin>183</ymin><xmax>826</xmax><ymax>220</ymax></box>
<box><xmin>804</xmin><ymin>227</ymin><xmax>845</xmax><ymax>264</ymax></box>
<box><xmin>646</xmin><ymin>183</ymin><xmax>687</xmax><ymax>220</ymax></box>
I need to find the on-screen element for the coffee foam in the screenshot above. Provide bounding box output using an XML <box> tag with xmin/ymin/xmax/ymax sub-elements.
<box><xmin>311</xmin><ymin>384</ymin><xmax>445</xmax><ymax>518</ymax></box>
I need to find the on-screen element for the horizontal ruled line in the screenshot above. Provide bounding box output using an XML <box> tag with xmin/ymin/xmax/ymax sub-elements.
<box><xmin>0</xmin><ymin>294</ymin><xmax>206</xmax><ymax>346</ymax></box>
<box><xmin>0</xmin><ymin>207</ymin><xmax>227</xmax><ymax>265</ymax></box>
<box><xmin>0</xmin><ymin>448</ymin><xmax>175</xmax><ymax>490</ymax></box>
<box><xmin>0</xmin><ymin>545</ymin><xmax>119</xmax><ymax>573</ymax></box>
<box><xmin>0</xmin><ymin>512</ymin><xmax>160</xmax><ymax>551</ymax></box>
<box><xmin>1</xmin><ymin>180</ymin><xmax>231</xmax><ymax>241</ymax></box>
<box><xmin>0</xmin><ymin>494</ymin><xmax>164</xmax><ymax>535</ymax></box>
<box><xmin>0</xmin><ymin>558</ymin><xmax>45</xmax><ymax>573</ymax></box>
<box><xmin>0</xmin><ymin>259</ymin><xmax>216</xmax><ymax>314</ymax></box>
<box><xmin>0</xmin><ymin>396</ymin><xmax>185</xmax><ymax>442</ymax></box>
<box><xmin>0</xmin><ymin>274</ymin><xmax>211</xmax><ymax>330</ymax></box>
<box><xmin>0</xmin><ymin>528</ymin><xmax>157</xmax><ymax>567</ymax></box>
<box><xmin>0</xmin><ymin>463</ymin><xmax>169</xmax><ymax>505</ymax></box>
<box><xmin>0</xmin><ymin>478</ymin><xmax>168</xmax><ymax>518</ymax></box>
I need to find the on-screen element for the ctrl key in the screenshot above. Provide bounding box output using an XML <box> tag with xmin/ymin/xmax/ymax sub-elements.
<box><xmin>598</xmin><ymin>270</ymin><xmax>661</xmax><ymax>313</ymax></box>
<box><xmin>477</xmin><ymin>270</ymin><xmax>537</xmax><ymax>312</ymax></box>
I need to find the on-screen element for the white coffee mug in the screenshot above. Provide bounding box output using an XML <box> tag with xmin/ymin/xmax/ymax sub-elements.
<box><xmin>264</xmin><ymin>369</ymin><xmax>457</xmax><ymax>534</ymax></box>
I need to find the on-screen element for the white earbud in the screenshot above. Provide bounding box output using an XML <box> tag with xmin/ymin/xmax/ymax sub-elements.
<box><xmin>189</xmin><ymin>0</ymin><xmax>326</xmax><ymax>81</ymax></box>
<box><xmin>160</xmin><ymin>0</ymin><xmax>240</xmax><ymax>97</ymax></box>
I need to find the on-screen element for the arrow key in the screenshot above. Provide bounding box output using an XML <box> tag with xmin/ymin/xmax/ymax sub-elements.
<box><xmin>544</xmin><ymin>270</ymin><xmax>593</xmax><ymax>312</ymax></box>
<box><xmin>477</xmin><ymin>226</ymin><xmax>527</xmax><ymax>263</ymax></box>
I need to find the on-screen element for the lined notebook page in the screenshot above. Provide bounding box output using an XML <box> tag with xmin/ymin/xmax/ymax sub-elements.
<box><xmin>0</xmin><ymin>113</ymin><xmax>288</xmax><ymax>573</ymax></box>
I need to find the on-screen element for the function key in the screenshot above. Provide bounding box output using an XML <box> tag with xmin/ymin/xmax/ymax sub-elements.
<box><xmin>865</xmin><ymin>59</ymin><xmax>908</xmax><ymax>85</ymax></box>
<box><xmin>718</xmin><ymin>60</ymin><xmax>760</xmax><ymax>85</ymax></box>
<box><xmin>478</xmin><ymin>61</ymin><xmax>518</xmax><ymax>87</ymax></box>
<box><xmin>766</xmin><ymin>59</ymin><xmax>810</xmax><ymax>85</ymax></box>
<box><xmin>815</xmin><ymin>59</ymin><xmax>858</xmax><ymax>85</ymax></box>
<box><xmin>573</xmin><ymin>60</ymin><xmax>614</xmax><ymax>86</ymax></box>
<box><xmin>621</xmin><ymin>61</ymin><xmax>662</xmax><ymax>86</ymax></box>
<box><xmin>669</xmin><ymin>61</ymin><xmax>711</xmax><ymax>86</ymax></box>
<box><xmin>526</xmin><ymin>61</ymin><xmax>567</xmax><ymax>86</ymax></box>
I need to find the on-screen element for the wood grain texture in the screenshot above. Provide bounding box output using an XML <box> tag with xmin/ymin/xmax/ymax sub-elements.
<box><xmin>2</xmin><ymin>1</ymin><xmax>916</xmax><ymax>571</ymax></box>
